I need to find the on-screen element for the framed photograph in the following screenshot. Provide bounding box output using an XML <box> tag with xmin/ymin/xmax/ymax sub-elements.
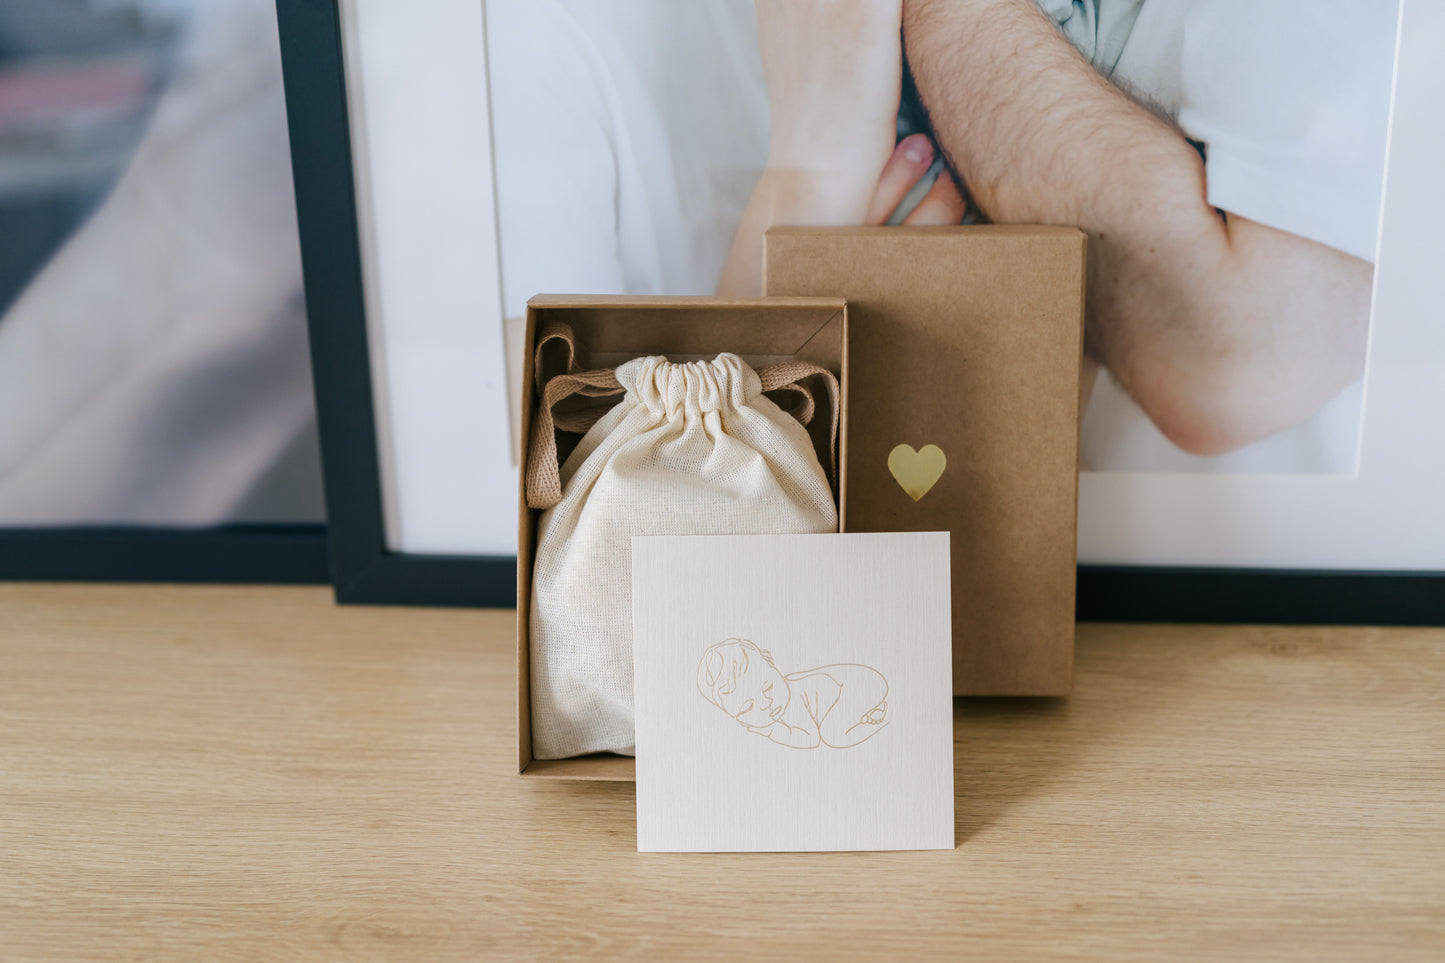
<box><xmin>1074</xmin><ymin>0</ymin><xmax>1445</xmax><ymax>621</ymax></box>
<box><xmin>276</xmin><ymin>0</ymin><xmax>513</xmax><ymax>604</ymax></box>
<box><xmin>0</xmin><ymin>0</ymin><xmax>327</xmax><ymax>583</ymax></box>
<box><xmin>280</xmin><ymin>0</ymin><xmax>1443</xmax><ymax>620</ymax></box>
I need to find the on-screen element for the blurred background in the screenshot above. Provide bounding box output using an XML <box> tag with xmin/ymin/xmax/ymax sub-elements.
<box><xmin>0</xmin><ymin>2</ymin><xmax>174</xmax><ymax>308</ymax></box>
<box><xmin>0</xmin><ymin>0</ymin><xmax>322</xmax><ymax>527</ymax></box>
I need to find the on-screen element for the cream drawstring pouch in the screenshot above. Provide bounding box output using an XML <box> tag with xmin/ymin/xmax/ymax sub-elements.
<box><xmin>526</xmin><ymin>323</ymin><xmax>839</xmax><ymax>760</ymax></box>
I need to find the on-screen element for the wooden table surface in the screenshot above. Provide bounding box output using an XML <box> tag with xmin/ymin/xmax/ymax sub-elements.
<box><xmin>2</xmin><ymin>583</ymin><xmax>1442</xmax><ymax>961</ymax></box>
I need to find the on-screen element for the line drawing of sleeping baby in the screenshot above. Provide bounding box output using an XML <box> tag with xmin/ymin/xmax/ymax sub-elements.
<box><xmin>696</xmin><ymin>639</ymin><xmax>890</xmax><ymax>749</ymax></box>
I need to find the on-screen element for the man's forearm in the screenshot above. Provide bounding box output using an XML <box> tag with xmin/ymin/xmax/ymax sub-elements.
<box><xmin>903</xmin><ymin>0</ymin><xmax>1371</xmax><ymax>455</ymax></box>
<box><xmin>904</xmin><ymin>0</ymin><xmax>1207</xmax><ymax>231</ymax></box>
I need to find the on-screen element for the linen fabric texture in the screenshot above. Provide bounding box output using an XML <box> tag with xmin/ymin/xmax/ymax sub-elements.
<box><xmin>528</xmin><ymin>340</ymin><xmax>837</xmax><ymax>760</ymax></box>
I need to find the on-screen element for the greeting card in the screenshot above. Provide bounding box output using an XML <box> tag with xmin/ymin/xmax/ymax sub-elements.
<box><xmin>632</xmin><ymin>532</ymin><xmax>954</xmax><ymax>852</ymax></box>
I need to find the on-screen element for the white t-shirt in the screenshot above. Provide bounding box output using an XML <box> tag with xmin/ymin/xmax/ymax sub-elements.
<box><xmin>486</xmin><ymin>0</ymin><xmax>768</xmax><ymax>320</ymax></box>
<box><xmin>1071</xmin><ymin>0</ymin><xmax>1400</xmax><ymax>473</ymax></box>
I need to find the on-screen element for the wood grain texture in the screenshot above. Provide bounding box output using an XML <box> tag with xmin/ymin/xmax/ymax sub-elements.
<box><xmin>2</xmin><ymin>583</ymin><xmax>1442</xmax><ymax>961</ymax></box>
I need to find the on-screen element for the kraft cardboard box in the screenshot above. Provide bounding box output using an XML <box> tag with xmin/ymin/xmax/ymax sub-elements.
<box><xmin>766</xmin><ymin>226</ymin><xmax>1086</xmax><ymax>697</ymax></box>
<box><xmin>517</xmin><ymin>294</ymin><xmax>849</xmax><ymax>780</ymax></box>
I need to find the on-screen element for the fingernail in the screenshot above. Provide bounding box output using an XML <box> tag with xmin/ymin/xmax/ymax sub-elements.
<box><xmin>901</xmin><ymin>134</ymin><xmax>931</xmax><ymax>165</ymax></box>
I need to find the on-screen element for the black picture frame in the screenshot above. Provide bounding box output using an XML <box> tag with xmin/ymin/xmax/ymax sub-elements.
<box><xmin>276</xmin><ymin>0</ymin><xmax>514</xmax><ymax>607</ymax></box>
<box><xmin>1076</xmin><ymin>566</ymin><xmax>1445</xmax><ymax>625</ymax></box>
<box><xmin>0</xmin><ymin>526</ymin><xmax>328</xmax><ymax>584</ymax></box>
<box><xmin>0</xmin><ymin>3</ymin><xmax>331</xmax><ymax>589</ymax></box>
<box><xmin>274</xmin><ymin>0</ymin><xmax>1442</xmax><ymax>622</ymax></box>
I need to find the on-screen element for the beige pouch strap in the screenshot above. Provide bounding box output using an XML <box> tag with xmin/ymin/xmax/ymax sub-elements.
<box><xmin>526</xmin><ymin>323</ymin><xmax>624</xmax><ymax>509</ymax></box>
<box><xmin>757</xmin><ymin>361</ymin><xmax>841</xmax><ymax>484</ymax></box>
<box><xmin>533</xmin><ymin>321</ymin><xmax>581</xmax><ymax>395</ymax></box>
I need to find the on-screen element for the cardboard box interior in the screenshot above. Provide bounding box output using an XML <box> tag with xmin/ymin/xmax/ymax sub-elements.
<box><xmin>766</xmin><ymin>226</ymin><xmax>1086</xmax><ymax>697</ymax></box>
<box><xmin>517</xmin><ymin>295</ymin><xmax>848</xmax><ymax>780</ymax></box>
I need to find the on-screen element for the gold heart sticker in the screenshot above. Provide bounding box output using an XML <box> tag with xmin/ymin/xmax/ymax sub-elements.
<box><xmin>887</xmin><ymin>444</ymin><xmax>947</xmax><ymax>502</ymax></box>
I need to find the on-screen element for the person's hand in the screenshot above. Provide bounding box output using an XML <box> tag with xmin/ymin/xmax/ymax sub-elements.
<box><xmin>864</xmin><ymin>134</ymin><xmax>968</xmax><ymax>225</ymax></box>
<box><xmin>861</xmin><ymin>702</ymin><xmax>888</xmax><ymax>725</ymax></box>
<box><xmin>716</xmin><ymin>19</ymin><xmax>968</xmax><ymax>297</ymax></box>
<box><xmin>756</xmin><ymin>0</ymin><xmax>904</xmax><ymax>181</ymax></box>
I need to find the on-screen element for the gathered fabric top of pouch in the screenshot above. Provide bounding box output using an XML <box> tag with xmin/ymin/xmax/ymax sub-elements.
<box><xmin>616</xmin><ymin>354</ymin><xmax>762</xmax><ymax>420</ymax></box>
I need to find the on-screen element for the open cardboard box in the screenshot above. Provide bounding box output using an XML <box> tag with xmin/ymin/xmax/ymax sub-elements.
<box><xmin>517</xmin><ymin>295</ymin><xmax>849</xmax><ymax>780</ymax></box>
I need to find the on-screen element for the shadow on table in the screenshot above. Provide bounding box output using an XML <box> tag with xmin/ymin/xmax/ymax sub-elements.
<box><xmin>953</xmin><ymin>697</ymin><xmax>1077</xmax><ymax>845</ymax></box>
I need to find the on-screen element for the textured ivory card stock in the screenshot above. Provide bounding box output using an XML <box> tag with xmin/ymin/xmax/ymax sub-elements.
<box><xmin>632</xmin><ymin>533</ymin><xmax>954</xmax><ymax>852</ymax></box>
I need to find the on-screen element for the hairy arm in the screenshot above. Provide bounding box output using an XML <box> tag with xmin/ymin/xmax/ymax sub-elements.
<box><xmin>903</xmin><ymin>0</ymin><xmax>1372</xmax><ymax>455</ymax></box>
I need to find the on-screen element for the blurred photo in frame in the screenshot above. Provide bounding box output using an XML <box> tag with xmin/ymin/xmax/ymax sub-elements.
<box><xmin>0</xmin><ymin>0</ymin><xmax>326</xmax><ymax>582</ymax></box>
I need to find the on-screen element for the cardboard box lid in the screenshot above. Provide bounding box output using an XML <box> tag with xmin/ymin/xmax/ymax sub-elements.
<box><xmin>765</xmin><ymin>226</ymin><xmax>1085</xmax><ymax>696</ymax></box>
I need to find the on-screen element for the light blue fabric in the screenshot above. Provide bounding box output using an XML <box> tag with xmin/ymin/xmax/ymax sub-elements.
<box><xmin>1036</xmin><ymin>0</ymin><xmax>1147</xmax><ymax>77</ymax></box>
